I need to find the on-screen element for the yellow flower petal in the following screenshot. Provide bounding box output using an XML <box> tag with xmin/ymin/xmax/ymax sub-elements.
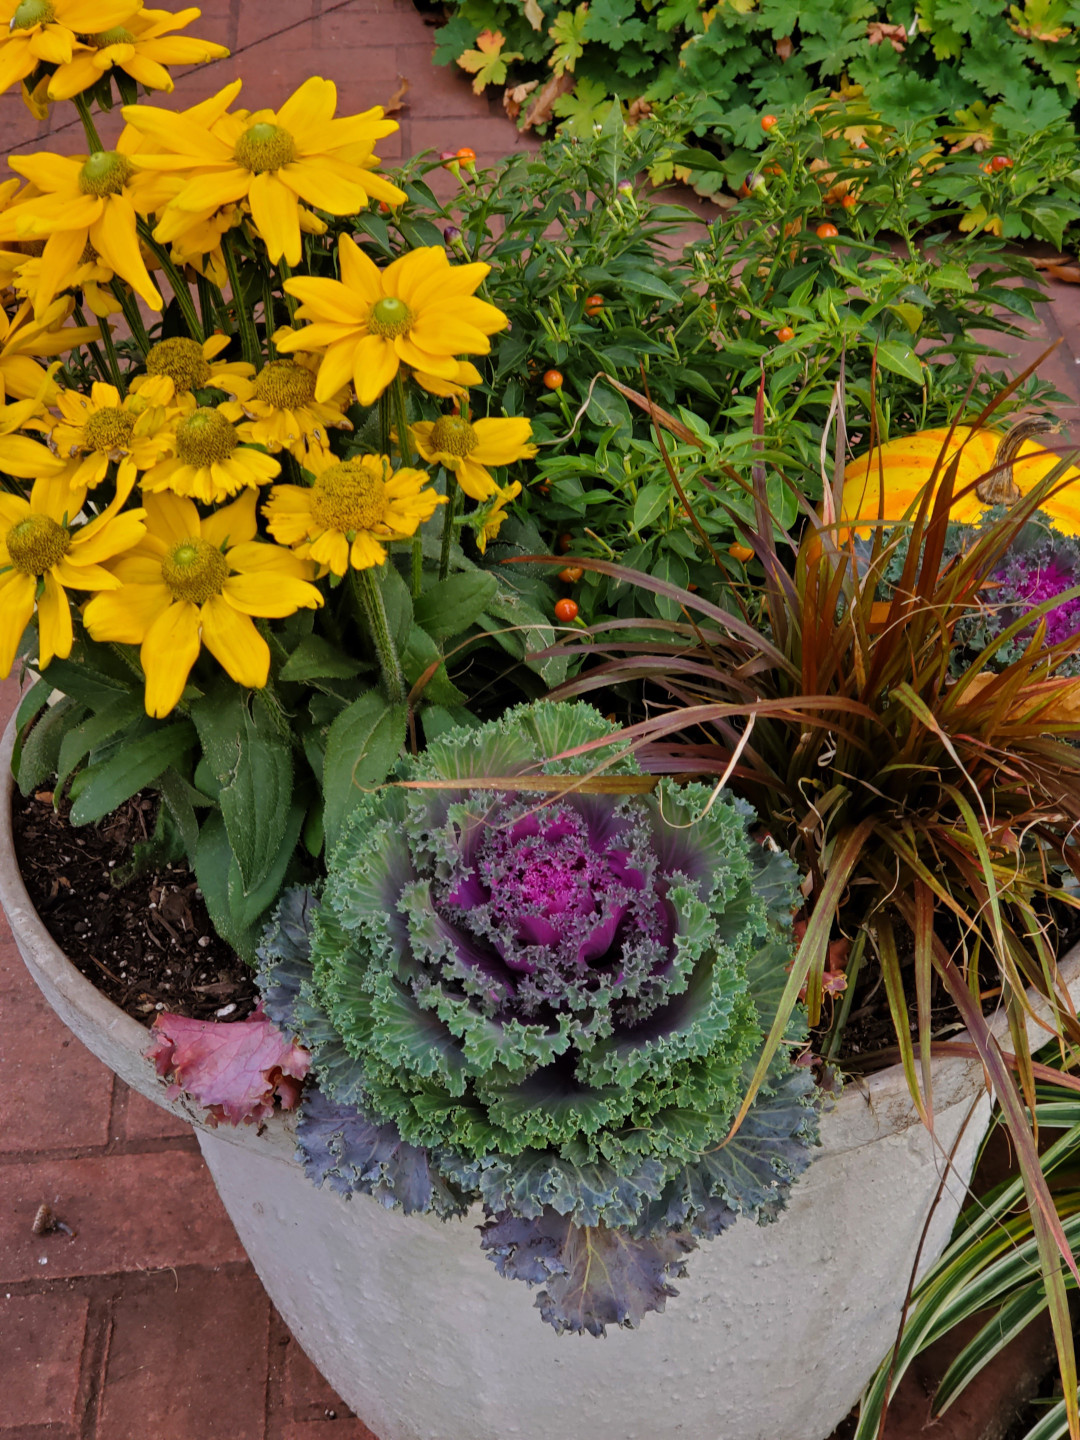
<box><xmin>141</xmin><ymin>599</ymin><xmax>201</xmax><ymax>717</ymax></box>
<box><xmin>83</xmin><ymin>581</ymin><xmax>172</xmax><ymax>644</ymax></box>
<box><xmin>352</xmin><ymin>333</ymin><xmax>398</xmax><ymax>407</ymax></box>
<box><xmin>337</xmin><ymin>232</ymin><xmax>383</xmax><ymax>306</ymax></box>
<box><xmin>202</xmin><ymin>487</ymin><xmax>257</xmax><ymax>549</ymax></box>
<box><xmin>247</xmin><ymin>171</ymin><xmax>301</xmax><ymax>266</ymax></box>
<box><xmin>0</xmin><ymin>569</ymin><xmax>35</xmax><ymax>677</ymax></box>
<box><xmin>37</xmin><ymin>572</ymin><xmax>72</xmax><ymax>668</ymax></box>
<box><xmin>199</xmin><ymin>594</ymin><xmax>269</xmax><ymax>688</ymax></box>
<box><xmin>221</xmin><ymin>570</ymin><xmax>322</xmax><ymax>616</ymax></box>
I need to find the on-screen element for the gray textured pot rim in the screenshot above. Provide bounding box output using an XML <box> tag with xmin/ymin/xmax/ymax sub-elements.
<box><xmin>4</xmin><ymin>707</ymin><xmax>1080</xmax><ymax>1161</ymax></box>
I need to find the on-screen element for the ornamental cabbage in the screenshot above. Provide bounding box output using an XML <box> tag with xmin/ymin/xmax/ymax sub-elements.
<box><xmin>258</xmin><ymin>701</ymin><xmax>819</xmax><ymax>1335</ymax></box>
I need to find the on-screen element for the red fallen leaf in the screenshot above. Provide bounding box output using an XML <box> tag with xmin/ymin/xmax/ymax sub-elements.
<box><xmin>146</xmin><ymin>1007</ymin><xmax>310</xmax><ymax>1126</ymax></box>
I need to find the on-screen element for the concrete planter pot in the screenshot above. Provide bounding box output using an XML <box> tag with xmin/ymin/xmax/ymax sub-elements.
<box><xmin>5</xmin><ymin>711</ymin><xmax>1080</xmax><ymax>1440</ymax></box>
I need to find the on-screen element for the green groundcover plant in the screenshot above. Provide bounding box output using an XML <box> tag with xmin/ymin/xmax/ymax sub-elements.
<box><xmin>428</xmin><ymin>0</ymin><xmax>1080</xmax><ymax>229</ymax></box>
<box><xmin>255</xmin><ymin>701</ymin><xmax>819</xmax><ymax>1336</ymax></box>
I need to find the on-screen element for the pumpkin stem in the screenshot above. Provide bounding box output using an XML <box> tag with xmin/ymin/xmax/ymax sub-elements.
<box><xmin>978</xmin><ymin>416</ymin><xmax>1060</xmax><ymax>506</ymax></box>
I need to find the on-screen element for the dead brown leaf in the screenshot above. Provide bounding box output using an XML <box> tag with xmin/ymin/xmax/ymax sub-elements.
<box><xmin>1032</xmin><ymin>256</ymin><xmax>1080</xmax><ymax>284</ymax></box>
<box><xmin>866</xmin><ymin>20</ymin><xmax>907</xmax><ymax>51</ymax></box>
<box><xmin>626</xmin><ymin>97</ymin><xmax>654</xmax><ymax>127</ymax></box>
<box><xmin>776</xmin><ymin>34</ymin><xmax>794</xmax><ymax>59</ymax></box>
<box><xmin>504</xmin><ymin>78</ymin><xmax>539</xmax><ymax>121</ymax></box>
<box><xmin>384</xmin><ymin>75</ymin><xmax>409</xmax><ymax>116</ymax></box>
<box><xmin>521</xmin><ymin>71</ymin><xmax>575</xmax><ymax>130</ymax></box>
<box><xmin>605</xmin><ymin>376</ymin><xmax>707</xmax><ymax>451</ymax></box>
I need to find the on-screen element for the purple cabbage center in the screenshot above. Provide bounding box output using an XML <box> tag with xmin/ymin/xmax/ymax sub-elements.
<box><xmin>990</xmin><ymin>557</ymin><xmax>1080</xmax><ymax>647</ymax></box>
<box><xmin>439</xmin><ymin>802</ymin><xmax>675</xmax><ymax>1024</ymax></box>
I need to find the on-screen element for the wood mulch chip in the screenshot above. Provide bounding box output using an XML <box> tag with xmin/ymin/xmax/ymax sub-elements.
<box><xmin>10</xmin><ymin>785</ymin><xmax>259</xmax><ymax>1027</ymax></box>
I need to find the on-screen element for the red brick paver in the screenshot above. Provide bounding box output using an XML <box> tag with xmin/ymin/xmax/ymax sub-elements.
<box><xmin>3</xmin><ymin>2</ymin><xmax>1080</xmax><ymax>1436</ymax></box>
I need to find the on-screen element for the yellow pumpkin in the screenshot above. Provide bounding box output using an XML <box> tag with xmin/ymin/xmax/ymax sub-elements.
<box><xmin>841</xmin><ymin>422</ymin><xmax>1080</xmax><ymax>538</ymax></box>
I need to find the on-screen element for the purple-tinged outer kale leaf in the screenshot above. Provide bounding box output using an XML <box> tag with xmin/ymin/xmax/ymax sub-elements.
<box><xmin>479</xmin><ymin>1207</ymin><xmax>697</xmax><ymax>1336</ymax></box>
<box><xmin>297</xmin><ymin>1086</ymin><xmax>468</xmax><ymax>1219</ymax></box>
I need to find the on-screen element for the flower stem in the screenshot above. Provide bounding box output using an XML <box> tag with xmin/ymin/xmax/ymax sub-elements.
<box><xmin>390</xmin><ymin>374</ymin><xmax>412</xmax><ymax>464</ymax></box>
<box><xmin>223</xmin><ymin>236</ymin><xmax>261</xmax><ymax>367</ymax></box>
<box><xmin>136</xmin><ymin>221</ymin><xmax>204</xmax><ymax>343</ymax></box>
<box><xmin>438</xmin><ymin>472</ymin><xmax>458</xmax><ymax>581</ymax></box>
<box><xmin>350</xmin><ymin>564</ymin><xmax>406</xmax><ymax>705</ymax></box>
<box><xmin>74</xmin><ymin>95</ymin><xmax>103</xmax><ymax>153</ymax></box>
<box><xmin>263</xmin><ymin>270</ymin><xmax>277</xmax><ymax>359</ymax></box>
<box><xmin>72</xmin><ymin>303</ymin><xmax>111</xmax><ymax>386</ymax></box>
<box><xmin>278</xmin><ymin>257</ymin><xmax>298</xmax><ymax>323</ymax></box>
<box><xmin>110</xmin><ymin>281</ymin><xmax>150</xmax><ymax>356</ymax></box>
<box><xmin>98</xmin><ymin>320</ymin><xmax>125</xmax><ymax>394</ymax></box>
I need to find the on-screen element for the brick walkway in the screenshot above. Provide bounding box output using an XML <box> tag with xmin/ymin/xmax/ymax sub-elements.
<box><xmin>4</xmin><ymin>2</ymin><xmax>1080</xmax><ymax>1437</ymax></box>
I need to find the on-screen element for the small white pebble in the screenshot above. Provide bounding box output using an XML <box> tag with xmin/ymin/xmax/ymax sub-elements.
<box><xmin>194</xmin><ymin>887</ymin><xmax>202</xmax><ymax>898</ymax></box>
<box><xmin>37</xmin><ymin>1256</ymin><xmax>47</xmax><ymax>1266</ymax></box>
<box><xmin>107</xmin><ymin>859</ymin><xmax>116</xmax><ymax>867</ymax></box>
<box><xmin>197</xmin><ymin>936</ymin><xmax>211</xmax><ymax>948</ymax></box>
<box><xmin>148</xmin><ymin>901</ymin><xmax>156</xmax><ymax>909</ymax></box>
<box><xmin>154</xmin><ymin>1002</ymin><xmax>164</xmax><ymax>1010</ymax></box>
<box><xmin>215</xmin><ymin>1003</ymin><xmax>237</xmax><ymax>1018</ymax></box>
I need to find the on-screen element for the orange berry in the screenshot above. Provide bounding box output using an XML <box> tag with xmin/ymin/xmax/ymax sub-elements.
<box><xmin>554</xmin><ymin>598</ymin><xmax>579</xmax><ymax>623</ymax></box>
<box><xmin>585</xmin><ymin>293</ymin><xmax>604</xmax><ymax>316</ymax></box>
<box><xmin>776</xmin><ymin>325</ymin><xmax>795</xmax><ymax>343</ymax></box>
<box><xmin>841</xmin><ymin>193</ymin><xmax>856</xmax><ymax>210</ymax></box>
<box><xmin>556</xmin><ymin>532</ymin><xmax>574</xmax><ymax>553</ymax></box>
<box><xmin>991</xmin><ymin>154</ymin><xmax>1012</xmax><ymax>171</ymax></box>
<box><xmin>543</xmin><ymin>369</ymin><xmax>564</xmax><ymax>390</ymax></box>
<box><xmin>456</xmin><ymin>146</ymin><xmax>477</xmax><ymax>163</ymax></box>
<box><xmin>761</xmin><ymin>114</ymin><xmax>778</xmax><ymax>131</ymax></box>
<box><xmin>728</xmin><ymin>543</ymin><xmax>755</xmax><ymax>564</ymax></box>
<box><xmin>763</xmin><ymin>163</ymin><xmax>784</xmax><ymax>176</ymax></box>
<box><xmin>816</xmin><ymin>222</ymin><xmax>839</xmax><ymax>239</ymax></box>
<box><xmin>558</xmin><ymin>565</ymin><xmax>584</xmax><ymax>583</ymax></box>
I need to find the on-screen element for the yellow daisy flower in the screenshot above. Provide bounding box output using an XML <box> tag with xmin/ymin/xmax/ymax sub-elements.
<box><xmin>0</xmin><ymin>0</ymin><xmax>138</xmax><ymax>100</ymax></box>
<box><xmin>411</xmin><ymin>414</ymin><xmax>537</xmax><ymax>502</ymax></box>
<box><xmin>0</xmin><ymin>468</ymin><xmax>145</xmax><ymax>676</ymax></box>
<box><xmin>51</xmin><ymin>381</ymin><xmax>172</xmax><ymax>491</ymax></box>
<box><xmin>263</xmin><ymin>454</ymin><xmax>443</xmax><ymax>575</ymax></box>
<box><xmin>129</xmin><ymin>334</ymin><xmax>254</xmax><ymax>408</ymax></box>
<box><xmin>140</xmin><ymin>404</ymin><xmax>280</xmax><ymax>504</ymax></box>
<box><xmin>280</xmin><ymin>238</ymin><xmax>508</xmax><ymax>407</ymax></box>
<box><xmin>219</xmin><ymin>350</ymin><xmax>351</xmax><ymax>464</ymax></box>
<box><xmin>121</xmin><ymin>79</ymin><xmax>242</xmax><ymax>284</ymax></box>
<box><xmin>475</xmin><ymin>481</ymin><xmax>522</xmax><ymax>555</ymax></box>
<box><xmin>0</xmin><ymin>297</ymin><xmax>100</xmax><ymax>404</ymax></box>
<box><xmin>47</xmin><ymin>6</ymin><xmax>230</xmax><ymax>102</ymax></box>
<box><xmin>83</xmin><ymin>488</ymin><xmax>322</xmax><ymax>717</ymax></box>
<box><xmin>123</xmin><ymin>76</ymin><xmax>406</xmax><ymax>267</ymax></box>
<box><xmin>0</xmin><ymin>139</ymin><xmax>162</xmax><ymax>314</ymax></box>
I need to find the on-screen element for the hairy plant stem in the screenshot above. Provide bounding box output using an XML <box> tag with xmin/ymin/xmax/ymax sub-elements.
<box><xmin>278</xmin><ymin>257</ymin><xmax>298</xmax><ymax>322</ymax></box>
<box><xmin>438</xmin><ymin>473</ymin><xmax>458</xmax><ymax>582</ymax></box>
<box><xmin>72</xmin><ymin>303</ymin><xmax>111</xmax><ymax>386</ymax></box>
<box><xmin>350</xmin><ymin>564</ymin><xmax>406</xmax><ymax>705</ymax></box>
<box><xmin>74</xmin><ymin>95</ymin><xmax>103</xmax><ymax>152</ymax></box>
<box><xmin>110</xmin><ymin>282</ymin><xmax>150</xmax><ymax>356</ymax></box>
<box><xmin>136</xmin><ymin>221</ymin><xmax>204</xmax><ymax>342</ymax></box>
<box><xmin>223</xmin><ymin>237</ymin><xmax>261</xmax><ymax>367</ymax></box>
<box><xmin>196</xmin><ymin>273</ymin><xmax>218</xmax><ymax>336</ymax></box>
<box><xmin>388</xmin><ymin>375</ymin><xmax>424</xmax><ymax>595</ymax></box>
<box><xmin>98</xmin><ymin>320</ymin><xmax>125</xmax><ymax>394</ymax></box>
<box><xmin>262</xmin><ymin>271</ymin><xmax>278</xmax><ymax>358</ymax></box>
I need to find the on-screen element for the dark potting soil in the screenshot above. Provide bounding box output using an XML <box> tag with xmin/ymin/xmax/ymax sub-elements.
<box><xmin>10</xmin><ymin>785</ymin><xmax>259</xmax><ymax>1027</ymax></box>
